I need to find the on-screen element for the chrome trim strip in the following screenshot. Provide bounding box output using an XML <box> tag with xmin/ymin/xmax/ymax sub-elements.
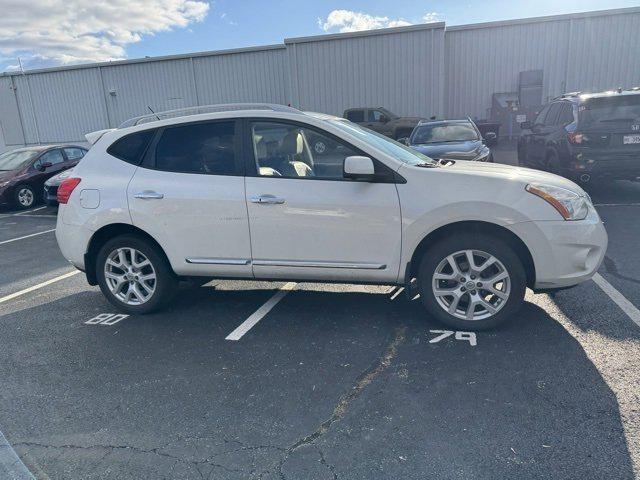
<box><xmin>185</xmin><ymin>258</ymin><xmax>250</xmax><ymax>265</ymax></box>
<box><xmin>253</xmin><ymin>260</ymin><xmax>386</xmax><ymax>270</ymax></box>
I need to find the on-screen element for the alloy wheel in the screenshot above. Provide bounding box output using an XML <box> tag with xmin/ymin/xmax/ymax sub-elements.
<box><xmin>17</xmin><ymin>188</ymin><xmax>34</xmax><ymax>207</ymax></box>
<box><xmin>104</xmin><ymin>248</ymin><xmax>157</xmax><ymax>305</ymax></box>
<box><xmin>431</xmin><ymin>249</ymin><xmax>511</xmax><ymax>321</ymax></box>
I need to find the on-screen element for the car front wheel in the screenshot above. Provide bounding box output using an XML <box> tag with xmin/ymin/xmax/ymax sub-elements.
<box><xmin>14</xmin><ymin>184</ymin><xmax>36</xmax><ymax>209</ymax></box>
<box><xmin>418</xmin><ymin>234</ymin><xmax>526</xmax><ymax>330</ymax></box>
<box><xmin>96</xmin><ymin>235</ymin><xmax>177</xmax><ymax>314</ymax></box>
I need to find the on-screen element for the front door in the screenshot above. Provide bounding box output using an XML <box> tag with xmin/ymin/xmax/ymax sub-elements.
<box><xmin>127</xmin><ymin>119</ymin><xmax>252</xmax><ymax>277</ymax></box>
<box><xmin>244</xmin><ymin>120</ymin><xmax>402</xmax><ymax>283</ymax></box>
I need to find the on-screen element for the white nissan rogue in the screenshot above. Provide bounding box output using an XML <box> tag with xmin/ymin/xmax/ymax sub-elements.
<box><xmin>55</xmin><ymin>104</ymin><xmax>607</xmax><ymax>330</ymax></box>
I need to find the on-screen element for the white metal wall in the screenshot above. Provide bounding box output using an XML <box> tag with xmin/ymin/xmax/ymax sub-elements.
<box><xmin>286</xmin><ymin>24</ymin><xmax>445</xmax><ymax>118</ymax></box>
<box><xmin>445</xmin><ymin>8</ymin><xmax>640</xmax><ymax>119</ymax></box>
<box><xmin>0</xmin><ymin>7</ymin><xmax>639</xmax><ymax>146</ymax></box>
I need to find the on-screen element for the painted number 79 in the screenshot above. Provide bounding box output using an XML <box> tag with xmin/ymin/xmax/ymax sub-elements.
<box><xmin>429</xmin><ymin>330</ymin><xmax>477</xmax><ymax>346</ymax></box>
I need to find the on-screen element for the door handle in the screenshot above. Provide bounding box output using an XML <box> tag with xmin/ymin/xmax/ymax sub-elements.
<box><xmin>250</xmin><ymin>194</ymin><xmax>285</xmax><ymax>205</ymax></box>
<box><xmin>134</xmin><ymin>190</ymin><xmax>164</xmax><ymax>200</ymax></box>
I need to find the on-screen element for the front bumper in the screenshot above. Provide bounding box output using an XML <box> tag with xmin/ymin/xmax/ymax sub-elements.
<box><xmin>508</xmin><ymin>207</ymin><xmax>607</xmax><ymax>290</ymax></box>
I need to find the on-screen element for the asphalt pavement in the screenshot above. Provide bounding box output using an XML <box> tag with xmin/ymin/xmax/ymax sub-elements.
<box><xmin>0</xmin><ymin>158</ymin><xmax>639</xmax><ymax>479</ymax></box>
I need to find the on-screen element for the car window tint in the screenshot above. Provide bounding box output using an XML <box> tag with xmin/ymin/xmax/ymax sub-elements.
<box><xmin>558</xmin><ymin>103</ymin><xmax>574</xmax><ymax>125</ymax></box>
<box><xmin>64</xmin><ymin>148</ymin><xmax>86</xmax><ymax>161</ymax></box>
<box><xmin>544</xmin><ymin>103</ymin><xmax>563</xmax><ymax>126</ymax></box>
<box><xmin>534</xmin><ymin>105</ymin><xmax>550</xmax><ymax>125</ymax></box>
<box><xmin>368</xmin><ymin>110</ymin><xmax>384</xmax><ymax>122</ymax></box>
<box><xmin>345</xmin><ymin>110</ymin><xmax>364</xmax><ymax>122</ymax></box>
<box><xmin>251</xmin><ymin>122</ymin><xmax>360</xmax><ymax>180</ymax></box>
<box><xmin>40</xmin><ymin>149</ymin><xmax>65</xmax><ymax>165</ymax></box>
<box><xmin>108</xmin><ymin>129</ymin><xmax>156</xmax><ymax>165</ymax></box>
<box><xmin>155</xmin><ymin>121</ymin><xmax>237</xmax><ymax>175</ymax></box>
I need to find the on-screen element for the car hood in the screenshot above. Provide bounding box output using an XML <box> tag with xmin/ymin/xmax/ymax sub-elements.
<box><xmin>443</xmin><ymin>160</ymin><xmax>586</xmax><ymax>193</ymax></box>
<box><xmin>0</xmin><ymin>169</ymin><xmax>18</xmax><ymax>183</ymax></box>
<box><xmin>411</xmin><ymin>140</ymin><xmax>483</xmax><ymax>160</ymax></box>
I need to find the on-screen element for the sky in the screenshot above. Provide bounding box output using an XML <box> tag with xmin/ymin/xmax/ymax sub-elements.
<box><xmin>0</xmin><ymin>0</ymin><xmax>638</xmax><ymax>72</ymax></box>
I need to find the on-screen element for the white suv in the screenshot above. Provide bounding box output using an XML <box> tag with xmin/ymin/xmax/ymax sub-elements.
<box><xmin>55</xmin><ymin>104</ymin><xmax>607</xmax><ymax>330</ymax></box>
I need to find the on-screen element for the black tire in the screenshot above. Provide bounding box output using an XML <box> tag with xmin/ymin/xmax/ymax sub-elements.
<box><xmin>545</xmin><ymin>150</ymin><xmax>561</xmax><ymax>175</ymax></box>
<box><xmin>418</xmin><ymin>233</ymin><xmax>526</xmax><ymax>331</ymax></box>
<box><xmin>95</xmin><ymin>234</ymin><xmax>178</xmax><ymax>315</ymax></box>
<box><xmin>13</xmin><ymin>184</ymin><xmax>37</xmax><ymax>210</ymax></box>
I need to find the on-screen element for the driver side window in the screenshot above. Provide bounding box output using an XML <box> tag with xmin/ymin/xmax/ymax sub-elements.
<box><xmin>368</xmin><ymin>110</ymin><xmax>385</xmax><ymax>122</ymax></box>
<box><xmin>251</xmin><ymin>122</ymin><xmax>360</xmax><ymax>181</ymax></box>
<box><xmin>38</xmin><ymin>149</ymin><xmax>65</xmax><ymax>168</ymax></box>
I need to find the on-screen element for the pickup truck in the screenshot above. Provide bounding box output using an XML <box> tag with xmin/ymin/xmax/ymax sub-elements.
<box><xmin>343</xmin><ymin>107</ymin><xmax>425</xmax><ymax>140</ymax></box>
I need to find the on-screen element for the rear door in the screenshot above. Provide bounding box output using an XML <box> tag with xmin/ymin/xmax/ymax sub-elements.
<box><xmin>127</xmin><ymin>119</ymin><xmax>253</xmax><ymax>277</ymax></box>
<box><xmin>530</xmin><ymin>103</ymin><xmax>561</xmax><ymax>166</ymax></box>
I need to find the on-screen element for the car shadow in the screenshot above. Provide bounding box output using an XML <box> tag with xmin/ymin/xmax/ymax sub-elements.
<box><xmin>0</xmin><ymin>287</ymin><xmax>634</xmax><ymax>480</ymax></box>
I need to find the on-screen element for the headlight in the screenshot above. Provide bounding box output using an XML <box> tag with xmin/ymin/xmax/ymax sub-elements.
<box><xmin>473</xmin><ymin>147</ymin><xmax>491</xmax><ymax>162</ymax></box>
<box><xmin>526</xmin><ymin>184</ymin><xmax>590</xmax><ymax>220</ymax></box>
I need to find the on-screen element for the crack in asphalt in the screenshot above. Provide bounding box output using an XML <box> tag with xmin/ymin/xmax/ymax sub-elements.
<box><xmin>603</xmin><ymin>255</ymin><xmax>640</xmax><ymax>286</ymax></box>
<box><xmin>14</xmin><ymin>327</ymin><xmax>407</xmax><ymax>480</ymax></box>
<box><xmin>259</xmin><ymin>325</ymin><xmax>407</xmax><ymax>480</ymax></box>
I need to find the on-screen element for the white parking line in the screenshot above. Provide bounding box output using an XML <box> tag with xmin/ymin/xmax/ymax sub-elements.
<box><xmin>13</xmin><ymin>206</ymin><xmax>47</xmax><ymax>216</ymax></box>
<box><xmin>0</xmin><ymin>229</ymin><xmax>56</xmax><ymax>246</ymax></box>
<box><xmin>225</xmin><ymin>282</ymin><xmax>297</xmax><ymax>341</ymax></box>
<box><xmin>592</xmin><ymin>273</ymin><xmax>640</xmax><ymax>328</ymax></box>
<box><xmin>0</xmin><ymin>270</ymin><xmax>80</xmax><ymax>305</ymax></box>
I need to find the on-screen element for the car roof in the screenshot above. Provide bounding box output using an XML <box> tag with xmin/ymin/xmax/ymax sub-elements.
<box><xmin>554</xmin><ymin>88</ymin><xmax>640</xmax><ymax>103</ymax></box>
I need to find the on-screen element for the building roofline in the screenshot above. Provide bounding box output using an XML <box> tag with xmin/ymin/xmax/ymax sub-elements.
<box><xmin>284</xmin><ymin>22</ymin><xmax>445</xmax><ymax>45</ymax></box>
<box><xmin>0</xmin><ymin>44</ymin><xmax>286</xmax><ymax>77</ymax></box>
<box><xmin>446</xmin><ymin>6</ymin><xmax>640</xmax><ymax>32</ymax></box>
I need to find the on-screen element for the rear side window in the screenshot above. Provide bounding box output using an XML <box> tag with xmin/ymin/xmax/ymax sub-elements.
<box><xmin>64</xmin><ymin>148</ymin><xmax>86</xmax><ymax>161</ymax></box>
<box><xmin>346</xmin><ymin>110</ymin><xmax>365</xmax><ymax>122</ymax></box>
<box><xmin>557</xmin><ymin>103</ymin><xmax>575</xmax><ymax>125</ymax></box>
<box><xmin>154</xmin><ymin>121</ymin><xmax>237</xmax><ymax>175</ymax></box>
<box><xmin>108</xmin><ymin>129</ymin><xmax>156</xmax><ymax>165</ymax></box>
<box><xmin>544</xmin><ymin>103</ymin><xmax>562</xmax><ymax>126</ymax></box>
<box><xmin>534</xmin><ymin>105</ymin><xmax>550</xmax><ymax>125</ymax></box>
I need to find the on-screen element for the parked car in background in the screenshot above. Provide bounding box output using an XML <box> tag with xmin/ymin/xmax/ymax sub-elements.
<box><xmin>44</xmin><ymin>168</ymin><xmax>76</xmax><ymax>206</ymax></box>
<box><xmin>343</xmin><ymin>107</ymin><xmax>425</xmax><ymax>139</ymax></box>
<box><xmin>402</xmin><ymin>119</ymin><xmax>493</xmax><ymax>162</ymax></box>
<box><xmin>0</xmin><ymin>145</ymin><xmax>87</xmax><ymax>209</ymax></box>
<box><xmin>518</xmin><ymin>88</ymin><xmax>640</xmax><ymax>185</ymax></box>
<box><xmin>55</xmin><ymin>104</ymin><xmax>606</xmax><ymax>331</ymax></box>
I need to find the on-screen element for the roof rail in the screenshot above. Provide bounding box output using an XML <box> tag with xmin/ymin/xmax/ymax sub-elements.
<box><xmin>552</xmin><ymin>91</ymin><xmax>582</xmax><ymax>100</ymax></box>
<box><xmin>118</xmin><ymin>103</ymin><xmax>300</xmax><ymax>128</ymax></box>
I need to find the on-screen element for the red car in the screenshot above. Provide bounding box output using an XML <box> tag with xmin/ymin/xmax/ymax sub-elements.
<box><xmin>0</xmin><ymin>145</ymin><xmax>87</xmax><ymax>209</ymax></box>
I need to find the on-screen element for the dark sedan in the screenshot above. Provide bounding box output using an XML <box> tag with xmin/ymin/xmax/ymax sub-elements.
<box><xmin>0</xmin><ymin>145</ymin><xmax>87</xmax><ymax>209</ymax></box>
<box><xmin>402</xmin><ymin>119</ymin><xmax>493</xmax><ymax>162</ymax></box>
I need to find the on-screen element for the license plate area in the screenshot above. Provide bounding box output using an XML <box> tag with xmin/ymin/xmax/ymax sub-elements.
<box><xmin>623</xmin><ymin>134</ymin><xmax>640</xmax><ymax>144</ymax></box>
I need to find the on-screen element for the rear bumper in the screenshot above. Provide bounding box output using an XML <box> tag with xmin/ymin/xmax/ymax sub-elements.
<box><xmin>55</xmin><ymin>209</ymin><xmax>92</xmax><ymax>270</ymax></box>
<box><xmin>566</xmin><ymin>150</ymin><xmax>640</xmax><ymax>180</ymax></box>
<box><xmin>508</xmin><ymin>208</ymin><xmax>607</xmax><ymax>290</ymax></box>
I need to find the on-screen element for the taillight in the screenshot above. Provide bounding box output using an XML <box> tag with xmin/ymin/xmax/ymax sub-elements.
<box><xmin>57</xmin><ymin>178</ymin><xmax>81</xmax><ymax>204</ymax></box>
<box><xmin>567</xmin><ymin>132</ymin><xmax>583</xmax><ymax>144</ymax></box>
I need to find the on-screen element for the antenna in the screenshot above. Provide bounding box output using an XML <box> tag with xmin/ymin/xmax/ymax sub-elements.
<box><xmin>147</xmin><ymin>106</ymin><xmax>161</xmax><ymax>121</ymax></box>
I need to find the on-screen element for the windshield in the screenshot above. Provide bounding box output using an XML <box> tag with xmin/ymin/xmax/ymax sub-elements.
<box><xmin>579</xmin><ymin>95</ymin><xmax>640</xmax><ymax>126</ymax></box>
<box><xmin>326</xmin><ymin>119</ymin><xmax>438</xmax><ymax>166</ymax></box>
<box><xmin>0</xmin><ymin>149</ymin><xmax>39</xmax><ymax>171</ymax></box>
<box><xmin>411</xmin><ymin>122</ymin><xmax>479</xmax><ymax>144</ymax></box>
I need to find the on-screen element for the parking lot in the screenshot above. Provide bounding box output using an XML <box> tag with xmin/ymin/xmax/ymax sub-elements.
<box><xmin>1</xmin><ymin>152</ymin><xmax>639</xmax><ymax>479</ymax></box>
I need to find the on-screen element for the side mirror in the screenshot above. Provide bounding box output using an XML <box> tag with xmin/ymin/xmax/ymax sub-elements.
<box><xmin>38</xmin><ymin>161</ymin><xmax>52</xmax><ymax>171</ymax></box>
<box><xmin>520</xmin><ymin>121</ymin><xmax>532</xmax><ymax>130</ymax></box>
<box><xmin>379</xmin><ymin>115</ymin><xmax>388</xmax><ymax>123</ymax></box>
<box><xmin>397</xmin><ymin>137</ymin><xmax>409</xmax><ymax>145</ymax></box>
<box><xmin>344</xmin><ymin>156</ymin><xmax>375</xmax><ymax>181</ymax></box>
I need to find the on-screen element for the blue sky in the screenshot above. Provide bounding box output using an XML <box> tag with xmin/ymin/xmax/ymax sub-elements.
<box><xmin>1</xmin><ymin>0</ymin><xmax>638</xmax><ymax>72</ymax></box>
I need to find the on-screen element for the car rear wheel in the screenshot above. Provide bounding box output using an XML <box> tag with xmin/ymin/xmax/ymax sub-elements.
<box><xmin>14</xmin><ymin>184</ymin><xmax>36</xmax><ymax>209</ymax></box>
<box><xmin>418</xmin><ymin>234</ymin><xmax>526</xmax><ymax>330</ymax></box>
<box><xmin>96</xmin><ymin>235</ymin><xmax>177</xmax><ymax>314</ymax></box>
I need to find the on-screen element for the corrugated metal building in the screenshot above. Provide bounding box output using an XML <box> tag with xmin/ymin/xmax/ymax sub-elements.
<box><xmin>1</xmin><ymin>6</ymin><xmax>639</xmax><ymax>151</ymax></box>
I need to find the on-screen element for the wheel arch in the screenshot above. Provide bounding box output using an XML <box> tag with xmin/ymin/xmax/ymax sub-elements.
<box><xmin>84</xmin><ymin>223</ymin><xmax>174</xmax><ymax>285</ymax></box>
<box><xmin>406</xmin><ymin>220</ymin><xmax>536</xmax><ymax>289</ymax></box>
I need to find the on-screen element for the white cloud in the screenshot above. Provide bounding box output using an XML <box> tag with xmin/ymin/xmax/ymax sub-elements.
<box><xmin>318</xmin><ymin>10</ymin><xmax>411</xmax><ymax>33</ymax></box>
<box><xmin>422</xmin><ymin>12</ymin><xmax>441</xmax><ymax>23</ymax></box>
<box><xmin>319</xmin><ymin>10</ymin><xmax>442</xmax><ymax>33</ymax></box>
<box><xmin>0</xmin><ymin>0</ymin><xmax>210</xmax><ymax>69</ymax></box>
